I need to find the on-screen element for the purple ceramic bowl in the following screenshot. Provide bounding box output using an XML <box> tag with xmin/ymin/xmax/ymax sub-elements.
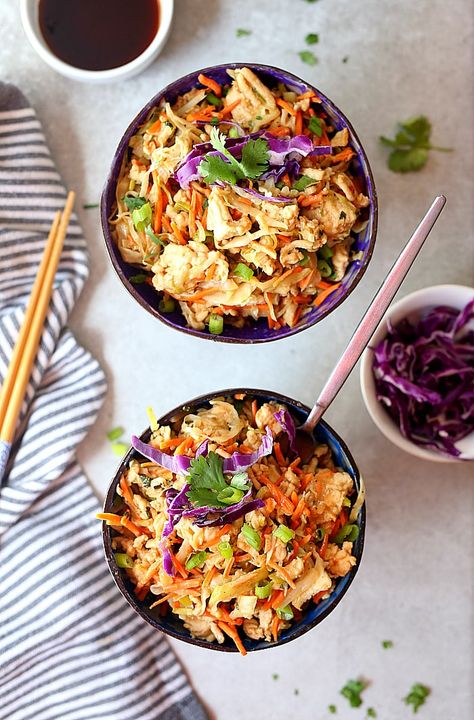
<box><xmin>101</xmin><ymin>63</ymin><xmax>378</xmax><ymax>343</ymax></box>
<box><xmin>101</xmin><ymin>388</ymin><xmax>366</xmax><ymax>653</ymax></box>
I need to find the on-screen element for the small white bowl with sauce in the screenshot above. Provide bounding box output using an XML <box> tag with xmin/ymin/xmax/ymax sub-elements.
<box><xmin>20</xmin><ymin>0</ymin><xmax>174</xmax><ymax>83</ymax></box>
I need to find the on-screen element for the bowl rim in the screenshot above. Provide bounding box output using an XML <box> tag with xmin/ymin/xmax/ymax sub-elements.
<box><xmin>101</xmin><ymin>387</ymin><xmax>366</xmax><ymax>652</ymax></box>
<box><xmin>100</xmin><ymin>62</ymin><xmax>378</xmax><ymax>343</ymax></box>
<box><xmin>19</xmin><ymin>0</ymin><xmax>174</xmax><ymax>81</ymax></box>
<box><xmin>360</xmin><ymin>283</ymin><xmax>474</xmax><ymax>463</ymax></box>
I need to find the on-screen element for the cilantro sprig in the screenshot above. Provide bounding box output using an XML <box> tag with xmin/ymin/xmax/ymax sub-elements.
<box><xmin>340</xmin><ymin>678</ymin><xmax>368</xmax><ymax>708</ymax></box>
<box><xmin>199</xmin><ymin>127</ymin><xmax>269</xmax><ymax>185</ymax></box>
<box><xmin>186</xmin><ymin>451</ymin><xmax>250</xmax><ymax>508</ymax></box>
<box><xmin>380</xmin><ymin>116</ymin><xmax>452</xmax><ymax>173</ymax></box>
<box><xmin>403</xmin><ymin>683</ymin><xmax>430</xmax><ymax>713</ymax></box>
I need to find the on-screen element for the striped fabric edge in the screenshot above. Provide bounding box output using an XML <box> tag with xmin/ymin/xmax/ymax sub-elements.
<box><xmin>0</xmin><ymin>83</ymin><xmax>208</xmax><ymax>720</ymax></box>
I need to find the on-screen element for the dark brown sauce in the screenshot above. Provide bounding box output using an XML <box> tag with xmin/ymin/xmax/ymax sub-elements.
<box><xmin>39</xmin><ymin>0</ymin><xmax>160</xmax><ymax>71</ymax></box>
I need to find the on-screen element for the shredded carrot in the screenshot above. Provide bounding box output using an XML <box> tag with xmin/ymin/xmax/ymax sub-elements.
<box><xmin>202</xmin><ymin>565</ymin><xmax>218</xmax><ymax>590</ymax></box>
<box><xmin>169</xmin><ymin>548</ymin><xmax>188</xmax><ymax>579</ymax></box>
<box><xmin>188</xmin><ymin>190</ymin><xmax>197</xmax><ymax>237</ymax></box>
<box><xmin>147</xmin><ymin>119</ymin><xmax>162</xmax><ymax>135</ymax></box>
<box><xmin>313</xmin><ymin>283</ymin><xmax>341</xmax><ymax>307</ymax></box>
<box><xmin>202</xmin><ymin>524</ymin><xmax>232</xmax><ymax>548</ymax></box>
<box><xmin>295</xmin><ymin>90</ymin><xmax>318</xmax><ymax>101</ymax></box>
<box><xmin>218</xmin><ymin>622</ymin><xmax>247</xmax><ymax>656</ymax></box>
<box><xmin>96</xmin><ymin>512</ymin><xmax>122</xmax><ymax>525</ymax></box>
<box><xmin>198</xmin><ymin>73</ymin><xmax>222</xmax><ymax>97</ymax></box>
<box><xmin>251</xmin><ymin>399</ymin><xmax>258</xmax><ymax>424</ymax></box>
<box><xmin>295</xmin><ymin>109</ymin><xmax>303</xmax><ymax>135</ymax></box>
<box><xmin>223</xmin><ymin>557</ymin><xmax>234</xmax><ymax>578</ymax></box>
<box><xmin>290</xmin><ymin>490</ymin><xmax>299</xmax><ymax>506</ymax></box>
<box><xmin>271</xmin><ymin>615</ymin><xmax>280</xmax><ymax>642</ymax></box>
<box><xmin>219</xmin><ymin>98</ymin><xmax>241</xmax><ymax>117</ymax></box>
<box><xmin>316</xmin><ymin>280</ymin><xmax>333</xmax><ymax>290</ymax></box>
<box><xmin>313</xmin><ymin>590</ymin><xmax>327</xmax><ymax>604</ymax></box>
<box><xmin>182</xmin><ymin>287</ymin><xmax>215</xmax><ymax>303</ymax></box>
<box><xmin>171</xmin><ymin>221</ymin><xmax>187</xmax><ymax>245</ymax></box>
<box><xmin>276</xmin><ymin>97</ymin><xmax>297</xmax><ymax>116</ymax></box>
<box><xmin>331</xmin><ymin>147</ymin><xmax>355</xmax><ymax>164</ymax></box>
<box><xmin>153</xmin><ymin>183</ymin><xmax>163</xmax><ymax>234</ymax></box>
<box><xmin>268</xmin><ymin>125</ymin><xmax>291</xmax><ymax>137</ymax></box>
<box><xmin>276</xmin><ymin>233</ymin><xmax>292</xmax><ymax>244</ymax></box>
<box><xmin>162</xmin><ymin>215</ymin><xmax>172</xmax><ymax>233</ymax></box>
<box><xmin>259</xmin><ymin>474</ymin><xmax>294</xmax><ymax>515</ymax></box>
<box><xmin>119</xmin><ymin>476</ymin><xmax>135</xmax><ymax>508</ymax></box>
<box><xmin>159</xmin><ymin>436</ymin><xmax>185</xmax><ymax>450</ymax></box>
<box><xmin>175</xmin><ymin>436</ymin><xmax>194</xmax><ymax>456</ymax></box>
<box><xmin>299</xmin><ymin>192</ymin><xmax>324</xmax><ymax>207</ymax></box>
<box><xmin>318</xmin><ymin>532</ymin><xmax>329</xmax><ymax>560</ymax></box>
<box><xmin>135</xmin><ymin>584</ymin><xmax>151</xmax><ymax>601</ymax></box>
<box><xmin>263</xmin><ymin>589</ymin><xmax>284</xmax><ymax>611</ymax></box>
<box><xmin>299</xmin><ymin>270</ymin><xmax>315</xmax><ymax>291</ymax></box>
<box><xmin>274</xmin><ymin>442</ymin><xmax>286</xmax><ymax>466</ymax></box>
<box><xmin>292</xmin><ymin>497</ymin><xmax>307</xmax><ymax>523</ymax></box>
<box><xmin>268</xmin><ymin>561</ymin><xmax>296</xmax><ymax>589</ymax></box>
<box><xmin>121</xmin><ymin>516</ymin><xmax>149</xmax><ymax>538</ymax></box>
<box><xmin>234</xmin><ymin>393</ymin><xmax>246</xmax><ymax>400</ymax></box>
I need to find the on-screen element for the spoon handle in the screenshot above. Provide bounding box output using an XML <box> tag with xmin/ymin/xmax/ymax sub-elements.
<box><xmin>302</xmin><ymin>194</ymin><xmax>446</xmax><ymax>433</ymax></box>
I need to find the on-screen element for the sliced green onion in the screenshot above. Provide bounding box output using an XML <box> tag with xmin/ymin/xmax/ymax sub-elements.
<box><xmin>129</xmin><ymin>274</ymin><xmax>148</xmax><ymax>284</ymax></box>
<box><xmin>111</xmin><ymin>441</ymin><xmax>129</xmax><ymax>456</ymax></box>
<box><xmin>273</xmin><ymin>524</ymin><xmax>295</xmax><ymax>544</ymax></box>
<box><xmin>255</xmin><ymin>581</ymin><xmax>273</xmax><ymax>599</ymax></box>
<box><xmin>228</xmin><ymin>127</ymin><xmax>240</xmax><ymax>138</ymax></box>
<box><xmin>319</xmin><ymin>244</ymin><xmax>333</xmax><ymax>259</ymax></box>
<box><xmin>218</xmin><ymin>541</ymin><xmax>233</xmax><ymax>559</ymax></box>
<box><xmin>308</xmin><ymin>116</ymin><xmax>323</xmax><ymax>137</ymax></box>
<box><xmin>206</xmin><ymin>92</ymin><xmax>222</xmax><ymax>107</ymax></box>
<box><xmin>333</xmin><ymin>523</ymin><xmax>359</xmax><ymax>545</ymax></box>
<box><xmin>342</xmin><ymin>497</ymin><xmax>351</xmax><ymax>508</ymax></box>
<box><xmin>107</xmin><ymin>426</ymin><xmax>123</xmax><ymax>442</ymax></box>
<box><xmin>299</xmin><ymin>250</ymin><xmax>310</xmax><ymax>267</ymax></box>
<box><xmin>242</xmin><ymin>523</ymin><xmax>262</xmax><ymax>551</ymax></box>
<box><xmin>159</xmin><ymin>296</ymin><xmax>176</xmax><ymax>313</ymax></box>
<box><xmin>293</xmin><ymin>175</ymin><xmax>316</xmax><ymax>192</ymax></box>
<box><xmin>114</xmin><ymin>552</ymin><xmax>134</xmax><ymax>569</ymax></box>
<box><xmin>185</xmin><ymin>551</ymin><xmax>208</xmax><ymax>571</ymax></box>
<box><xmin>317</xmin><ymin>259</ymin><xmax>332</xmax><ymax>277</ymax></box>
<box><xmin>132</xmin><ymin>202</ymin><xmax>152</xmax><ymax>231</ymax></box>
<box><xmin>230</xmin><ymin>472</ymin><xmax>249</xmax><ymax>490</ymax></box>
<box><xmin>210</xmin><ymin>117</ymin><xmax>219</xmax><ymax>126</ymax></box>
<box><xmin>209</xmin><ymin>313</ymin><xmax>224</xmax><ymax>335</ymax></box>
<box><xmin>174</xmin><ymin>200</ymin><xmax>191</xmax><ymax>213</ymax></box>
<box><xmin>146</xmin><ymin>225</ymin><xmax>166</xmax><ymax>246</ymax></box>
<box><xmin>276</xmin><ymin>604</ymin><xmax>294</xmax><ymax>621</ymax></box>
<box><xmin>233</xmin><ymin>262</ymin><xmax>254</xmax><ymax>281</ymax></box>
<box><xmin>146</xmin><ymin>407</ymin><xmax>158</xmax><ymax>431</ymax></box>
<box><xmin>216</xmin><ymin>486</ymin><xmax>244</xmax><ymax>505</ymax></box>
<box><xmin>314</xmin><ymin>527</ymin><xmax>326</xmax><ymax>542</ymax></box>
<box><xmin>123</xmin><ymin>195</ymin><xmax>146</xmax><ymax>211</ymax></box>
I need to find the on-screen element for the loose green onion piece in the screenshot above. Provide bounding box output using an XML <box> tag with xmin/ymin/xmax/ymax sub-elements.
<box><xmin>236</xmin><ymin>28</ymin><xmax>251</xmax><ymax>37</ymax></box>
<box><xmin>132</xmin><ymin>201</ymin><xmax>152</xmax><ymax>231</ymax></box>
<box><xmin>299</xmin><ymin>250</ymin><xmax>310</xmax><ymax>267</ymax></box>
<box><xmin>366</xmin><ymin>708</ymin><xmax>377</xmax><ymax>718</ymax></box>
<box><xmin>206</xmin><ymin>92</ymin><xmax>222</xmax><ymax>107</ymax></box>
<box><xmin>293</xmin><ymin>175</ymin><xmax>316</xmax><ymax>192</ymax></box>
<box><xmin>159</xmin><ymin>297</ymin><xmax>176</xmax><ymax>313</ymax></box>
<box><xmin>114</xmin><ymin>553</ymin><xmax>134</xmax><ymax>569</ymax></box>
<box><xmin>209</xmin><ymin>313</ymin><xmax>224</xmax><ymax>335</ymax></box>
<box><xmin>314</xmin><ymin>527</ymin><xmax>326</xmax><ymax>542</ymax></box>
<box><xmin>272</xmin><ymin>673</ymin><xmax>279</xmax><ymax>681</ymax></box>
<box><xmin>179</xmin><ymin>596</ymin><xmax>193</xmax><ymax>607</ymax></box>
<box><xmin>185</xmin><ymin>551</ymin><xmax>208</xmax><ymax>571</ymax></box>
<box><xmin>210</xmin><ymin>117</ymin><xmax>219</xmax><ymax>126</ymax></box>
<box><xmin>255</xmin><ymin>580</ymin><xmax>273</xmax><ymax>599</ymax></box>
<box><xmin>308</xmin><ymin>116</ymin><xmax>323</xmax><ymax>137</ymax></box>
<box><xmin>216</xmin><ymin>486</ymin><xmax>245</xmax><ymax>505</ymax></box>
<box><xmin>276</xmin><ymin>604</ymin><xmax>294</xmax><ymax>621</ymax></box>
<box><xmin>242</xmin><ymin>523</ymin><xmax>262</xmax><ymax>551</ymax></box>
<box><xmin>218</xmin><ymin>541</ymin><xmax>233</xmax><ymax>560</ymax></box>
<box><xmin>299</xmin><ymin>50</ymin><xmax>318</xmax><ymax>66</ymax></box>
<box><xmin>319</xmin><ymin>244</ymin><xmax>333</xmax><ymax>259</ymax></box>
<box><xmin>317</xmin><ymin>259</ymin><xmax>332</xmax><ymax>277</ymax></box>
<box><xmin>333</xmin><ymin>523</ymin><xmax>359</xmax><ymax>545</ymax></box>
<box><xmin>107</xmin><ymin>426</ymin><xmax>124</xmax><ymax>442</ymax></box>
<box><xmin>328</xmin><ymin>705</ymin><xmax>337</xmax><ymax>714</ymax></box>
<box><xmin>228</xmin><ymin>127</ymin><xmax>240</xmax><ymax>138</ymax></box>
<box><xmin>111</xmin><ymin>441</ymin><xmax>129</xmax><ymax>456</ymax></box>
<box><xmin>233</xmin><ymin>262</ymin><xmax>254</xmax><ymax>281</ymax></box>
<box><xmin>83</xmin><ymin>203</ymin><xmax>99</xmax><ymax>209</ymax></box>
<box><xmin>273</xmin><ymin>524</ymin><xmax>295</xmax><ymax>544</ymax></box>
<box><xmin>342</xmin><ymin>497</ymin><xmax>351</xmax><ymax>507</ymax></box>
<box><xmin>382</xmin><ymin>639</ymin><xmax>393</xmax><ymax>649</ymax></box>
<box><xmin>146</xmin><ymin>225</ymin><xmax>166</xmax><ymax>246</ymax></box>
<box><xmin>146</xmin><ymin>407</ymin><xmax>158</xmax><ymax>431</ymax></box>
<box><xmin>230</xmin><ymin>472</ymin><xmax>249</xmax><ymax>490</ymax></box>
<box><xmin>129</xmin><ymin>274</ymin><xmax>148</xmax><ymax>284</ymax></box>
<box><xmin>305</xmin><ymin>32</ymin><xmax>319</xmax><ymax>44</ymax></box>
<box><xmin>123</xmin><ymin>195</ymin><xmax>146</xmax><ymax>211</ymax></box>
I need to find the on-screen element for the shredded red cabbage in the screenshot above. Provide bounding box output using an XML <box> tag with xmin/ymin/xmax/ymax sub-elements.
<box><xmin>274</xmin><ymin>409</ymin><xmax>297</xmax><ymax>453</ymax></box>
<box><xmin>183</xmin><ymin>491</ymin><xmax>264</xmax><ymax>527</ymax></box>
<box><xmin>222</xmin><ymin>426</ymin><xmax>273</xmax><ymax>472</ymax></box>
<box><xmin>372</xmin><ymin>298</ymin><xmax>474</xmax><ymax>456</ymax></box>
<box><xmin>131</xmin><ymin>435</ymin><xmax>192</xmax><ymax>474</ymax></box>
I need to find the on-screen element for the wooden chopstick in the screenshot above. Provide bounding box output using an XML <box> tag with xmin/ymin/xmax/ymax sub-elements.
<box><xmin>0</xmin><ymin>191</ymin><xmax>75</xmax><ymax>447</ymax></box>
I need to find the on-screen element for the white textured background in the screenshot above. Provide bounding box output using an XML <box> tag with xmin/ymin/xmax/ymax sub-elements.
<box><xmin>1</xmin><ymin>0</ymin><xmax>473</xmax><ymax>718</ymax></box>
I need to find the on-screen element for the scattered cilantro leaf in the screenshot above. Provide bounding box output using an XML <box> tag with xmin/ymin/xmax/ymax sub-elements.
<box><xmin>240</xmin><ymin>138</ymin><xmax>270</xmax><ymax>178</ymax></box>
<box><xmin>107</xmin><ymin>427</ymin><xmax>124</xmax><ymax>442</ymax></box>
<box><xmin>83</xmin><ymin>203</ymin><xmax>99</xmax><ymax>209</ymax></box>
<box><xmin>199</xmin><ymin>127</ymin><xmax>269</xmax><ymax>185</ymax></box>
<box><xmin>382</xmin><ymin>640</ymin><xmax>393</xmax><ymax>649</ymax></box>
<box><xmin>305</xmin><ymin>33</ymin><xmax>319</xmax><ymax>44</ymax></box>
<box><xmin>342</xmin><ymin>56</ymin><xmax>349</xmax><ymax>63</ymax></box>
<box><xmin>340</xmin><ymin>679</ymin><xmax>367</xmax><ymax>708</ymax></box>
<box><xmin>186</xmin><ymin>452</ymin><xmax>250</xmax><ymax>508</ymax></box>
<box><xmin>129</xmin><ymin>274</ymin><xmax>148</xmax><ymax>284</ymax></box>
<box><xmin>380</xmin><ymin>116</ymin><xmax>452</xmax><ymax>173</ymax></box>
<box><xmin>272</xmin><ymin>673</ymin><xmax>279</xmax><ymax>681</ymax></box>
<box><xmin>304</xmin><ymin>0</ymin><xmax>320</xmax><ymax>3</ymax></box>
<box><xmin>404</xmin><ymin>683</ymin><xmax>430</xmax><ymax>713</ymax></box>
<box><xmin>299</xmin><ymin>50</ymin><xmax>318</xmax><ymax>65</ymax></box>
<box><xmin>123</xmin><ymin>196</ymin><xmax>147</xmax><ymax>211</ymax></box>
<box><xmin>199</xmin><ymin>154</ymin><xmax>241</xmax><ymax>185</ymax></box>
<box><xmin>236</xmin><ymin>28</ymin><xmax>251</xmax><ymax>37</ymax></box>
<box><xmin>328</xmin><ymin>705</ymin><xmax>337</xmax><ymax>714</ymax></box>
<box><xmin>367</xmin><ymin>709</ymin><xmax>377</xmax><ymax>718</ymax></box>
<box><xmin>308</xmin><ymin>116</ymin><xmax>323</xmax><ymax>137</ymax></box>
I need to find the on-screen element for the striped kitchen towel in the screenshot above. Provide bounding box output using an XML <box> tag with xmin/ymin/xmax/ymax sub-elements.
<box><xmin>0</xmin><ymin>83</ymin><xmax>207</xmax><ymax>720</ymax></box>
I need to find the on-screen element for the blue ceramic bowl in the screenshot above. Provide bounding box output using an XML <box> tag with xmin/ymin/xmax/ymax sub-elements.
<box><xmin>101</xmin><ymin>388</ymin><xmax>366</xmax><ymax>653</ymax></box>
<box><xmin>101</xmin><ymin>63</ymin><xmax>378</xmax><ymax>344</ymax></box>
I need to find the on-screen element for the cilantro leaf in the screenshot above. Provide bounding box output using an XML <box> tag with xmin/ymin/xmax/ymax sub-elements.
<box><xmin>240</xmin><ymin>138</ymin><xmax>269</xmax><ymax>178</ymax></box>
<box><xmin>403</xmin><ymin>683</ymin><xmax>430</xmax><ymax>713</ymax></box>
<box><xmin>305</xmin><ymin>33</ymin><xmax>319</xmax><ymax>44</ymax></box>
<box><xmin>382</xmin><ymin>639</ymin><xmax>393</xmax><ymax>649</ymax></box>
<box><xmin>299</xmin><ymin>50</ymin><xmax>318</xmax><ymax>65</ymax></box>
<box><xmin>236</xmin><ymin>28</ymin><xmax>251</xmax><ymax>37</ymax></box>
<box><xmin>199</xmin><ymin>154</ymin><xmax>241</xmax><ymax>185</ymax></box>
<box><xmin>340</xmin><ymin>679</ymin><xmax>367</xmax><ymax>708</ymax></box>
<box><xmin>380</xmin><ymin>115</ymin><xmax>452</xmax><ymax>173</ymax></box>
<box><xmin>123</xmin><ymin>195</ymin><xmax>147</xmax><ymax>211</ymax></box>
<box><xmin>186</xmin><ymin>452</ymin><xmax>250</xmax><ymax>508</ymax></box>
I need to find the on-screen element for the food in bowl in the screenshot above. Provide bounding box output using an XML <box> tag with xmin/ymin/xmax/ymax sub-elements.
<box><xmin>98</xmin><ymin>394</ymin><xmax>364</xmax><ymax>654</ymax></box>
<box><xmin>372</xmin><ymin>298</ymin><xmax>474</xmax><ymax>457</ymax></box>
<box><xmin>109</xmin><ymin>66</ymin><xmax>370</xmax><ymax>335</ymax></box>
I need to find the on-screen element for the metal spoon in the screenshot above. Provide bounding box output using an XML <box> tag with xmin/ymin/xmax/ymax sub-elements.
<box><xmin>294</xmin><ymin>194</ymin><xmax>447</xmax><ymax>461</ymax></box>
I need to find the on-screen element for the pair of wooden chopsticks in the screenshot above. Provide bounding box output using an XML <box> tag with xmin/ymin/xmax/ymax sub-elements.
<box><xmin>0</xmin><ymin>191</ymin><xmax>75</xmax><ymax>482</ymax></box>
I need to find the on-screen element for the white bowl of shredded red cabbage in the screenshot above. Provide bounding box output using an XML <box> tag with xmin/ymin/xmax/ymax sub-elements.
<box><xmin>361</xmin><ymin>285</ymin><xmax>474</xmax><ymax>462</ymax></box>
